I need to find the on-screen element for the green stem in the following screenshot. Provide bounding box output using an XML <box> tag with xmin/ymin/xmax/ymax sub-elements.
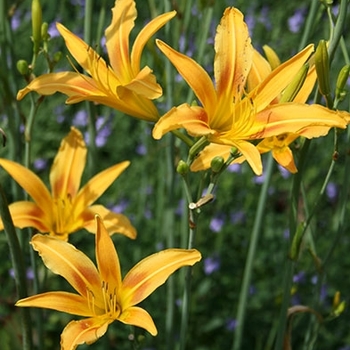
<box><xmin>178</xmin><ymin>173</ymin><xmax>196</xmax><ymax>350</ymax></box>
<box><xmin>232</xmin><ymin>154</ymin><xmax>274</xmax><ymax>350</ymax></box>
<box><xmin>0</xmin><ymin>184</ymin><xmax>32</xmax><ymax>350</ymax></box>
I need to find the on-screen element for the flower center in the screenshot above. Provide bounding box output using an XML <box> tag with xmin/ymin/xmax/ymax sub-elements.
<box><xmin>52</xmin><ymin>195</ymin><xmax>74</xmax><ymax>237</ymax></box>
<box><xmin>101</xmin><ymin>281</ymin><xmax>121</xmax><ymax>318</ymax></box>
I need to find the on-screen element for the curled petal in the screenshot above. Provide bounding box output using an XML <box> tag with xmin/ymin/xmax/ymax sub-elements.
<box><xmin>153</xmin><ymin>104</ymin><xmax>213</xmax><ymax>139</ymax></box>
<box><xmin>0</xmin><ymin>159</ymin><xmax>52</xmax><ymax>212</ymax></box>
<box><xmin>16</xmin><ymin>291</ymin><xmax>96</xmax><ymax>317</ymax></box>
<box><xmin>75</xmin><ymin>161</ymin><xmax>130</xmax><ymax>210</ymax></box>
<box><xmin>61</xmin><ymin>317</ymin><xmax>113</xmax><ymax>350</ymax></box>
<box><xmin>119</xmin><ymin>306</ymin><xmax>157</xmax><ymax>336</ymax></box>
<box><xmin>30</xmin><ymin>234</ymin><xmax>102</xmax><ymax>303</ymax></box>
<box><xmin>0</xmin><ymin>201</ymin><xmax>50</xmax><ymax>233</ymax></box>
<box><xmin>121</xmin><ymin>249</ymin><xmax>201</xmax><ymax>308</ymax></box>
<box><xmin>84</xmin><ymin>205</ymin><xmax>136</xmax><ymax>239</ymax></box>
<box><xmin>156</xmin><ymin>40</ymin><xmax>217</xmax><ymax>115</ymax></box>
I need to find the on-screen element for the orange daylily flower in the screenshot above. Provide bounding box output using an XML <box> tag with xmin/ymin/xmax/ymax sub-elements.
<box><xmin>152</xmin><ymin>7</ymin><xmax>348</xmax><ymax>175</ymax></box>
<box><xmin>17</xmin><ymin>0</ymin><xmax>176</xmax><ymax>121</ymax></box>
<box><xmin>0</xmin><ymin>127</ymin><xmax>136</xmax><ymax>240</ymax></box>
<box><xmin>16</xmin><ymin>216</ymin><xmax>201</xmax><ymax>350</ymax></box>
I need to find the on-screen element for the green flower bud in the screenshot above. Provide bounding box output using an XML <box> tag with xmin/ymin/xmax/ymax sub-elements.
<box><xmin>53</xmin><ymin>51</ymin><xmax>63</xmax><ymax>63</ymax></box>
<box><xmin>16</xmin><ymin>60</ymin><xmax>29</xmax><ymax>75</ymax></box>
<box><xmin>289</xmin><ymin>223</ymin><xmax>305</xmax><ymax>261</ymax></box>
<box><xmin>32</xmin><ymin>0</ymin><xmax>42</xmax><ymax>55</ymax></box>
<box><xmin>262</xmin><ymin>45</ymin><xmax>281</xmax><ymax>70</ymax></box>
<box><xmin>210</xmin><ymin>156</ymin><xmax>225</xmax><ymax>173</ymax></box>
<box><xmin>41</xmin><ymin>22</ymin><xmax>50</xmax><ymax>41</ymax></box>
<box><xmin>176</xmin><ymin>160</ymin><xmax>189</xmax><ymax>175</ymax></box>
<box><xmin>315</xmin><ymin>40</ymin><xmax>332</xmax><ymax>106</ymax></box>
<box><xmin>280</xmin><ymin>63</ymin><xmax>309</xmax><ymax>103</ymax></box>
<box><xmin>335</xmin><ymin>65</ymin><xmax>350</xmax><ymax>101</ymax></box>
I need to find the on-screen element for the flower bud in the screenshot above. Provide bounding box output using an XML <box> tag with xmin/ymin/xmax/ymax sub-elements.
<box><xmin>176</xmin><ymin>160</ymin><xmax>189</xmax><ymax>175</ymax></box>
<box><xmin>16</xmin><ymin>60</ymin><xmax>29</xmax><ymax>75</ymax></box>
<box><xmin>41</xmin><ymin>22</ymin><xmax>50</xmax><ymax>41</ymax></box>
<box><xmin>280</xmin><ymin>64</ymin><xmax>309</xmax><ymax>103</ymax></box>
<box><xmin>210</xmin><ymin>156</ymin><xmax>225</xmax><ymax>173</ymax></box>
<box><xmin>315</xmin><ymin>40</ymin><xmax>332</xmax><ymax>102</ymax></box>
<box><xmin>335</xmin><ymin>64</ymin><xmax>350</xmax><ymax>101</ymax></box>
<box><xmin>32</xmin><ymin>0</ymin><xmax>42</xmax><ymax>55</ymax></box>
<box><xmin>53</xmin><ymin>51</ymin><xmax>63</xmax><ymax>63</ymax></box>
<box><xmin>262</xmin><ymin>45</ymin><xmax>281</xmax><ymax>70</ymax></box>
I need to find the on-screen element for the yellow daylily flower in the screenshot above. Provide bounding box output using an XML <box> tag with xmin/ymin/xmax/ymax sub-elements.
<box><xmin>17</xmin><ymin>0</ymin><xmax>176</xmax><ymax>121</ymax></box>
<box><xmin>251</xmin><ymin>46</ymin><xmax>318</xmax><ymax>173</ymax></box>
<box><xmin>152</xmin><ymin>7</ymin><xmax>348</xmax><ymax>175</ymax></box>
<box><xmin>16</xmin><ymin>216</ymin><xmax>201</xmax><ymax>349</ymax></box>
<box><xmin>0</xmin><ymin>127</ymin><xmax>136</xmax><ymax>240</ymax></box>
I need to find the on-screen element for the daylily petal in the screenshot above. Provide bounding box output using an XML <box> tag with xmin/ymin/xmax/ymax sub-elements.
<box><xmin>156</xmin><ymin>39</ymin><xmax>217</xmax><ymax>115</ymax></box>
<box><xmin>95</xmin><ymin>216</ymin><xmax>122</xmax><ymax>295</ymax></box>
<box><xmin>232</xmin><ymin>140</ymin><xmax>262</xmax><ymax>175</ymax></box>
<box><xmin>0</xmin><ymin>201</ymin><xmax>50</xmax><ymax>233</ymax></box>
<box><xmin>83</xmin><ymin>205</ymin><xmax>136</xmax><ymax>239</ymax></box>
<box><xmin>120</xmin><ymin>249</ymin><xmax>201</xmax><ymax>308</ymax></box>
<box><xmin>50</xmin><ymin>127</ymin><xmax>87</xmax><ymax>199</ymax></box>
<box><xmin>0</xmin><ymin>159</ymin><xmax>52</xmax><ymax>211</ymax></box>
<box><xmin>131</xmin><ymin>11</ymin><xmax>176</xmax><ymax>73</ymax></box>
<box><xmin>247</xmin><ymin>49</ymin><xmax>272</xmax><ymax>92</ymax></box>
<box><xmin>30</xmin><ymin>234</ymin><xmax>102</xmax><ymax>302</ymax></box>
<box><xmin>56</xmin><ymin>23</ymin><xmax>106</xmax><ymax>77</ymax></box>
<box><xmin>119</xmin><ymin>306</ymin><xmax>157</xmax><ymax>336</ymax></box>
<box><xmin>61</xmin><ymin>317</ymin><xmax>112</xmax><ymax>350</ymax></box>
<box><xmin>16</xmin><ymin>292</ymin><xmax>95</xmax><ymax>317</ymax></box>
<box><xmin>250</xmin><ymin>44</ymin><xmax>314</xmax><ymax>111</ymax></box>
<box><xmin>190</xmin><ymin>144</ymin><xmax>233</xmax><ymax>172</ymax></box>
<box><xmin>105</xmin><ymin>0</ymin><xmax>135</xmax><ymax>82</ymax></box>
<box><xmin>273</xmin><ymin>147</ymin><xmax>298</xmax><ymax>173</ymax></box>
<box><xmin>122</xmin><ymin>66</ymin><xmax>162</xmax><ymax>99</ymax></box>
<box><xmin>214</xmin><ymin>8</ymin><xmax>252</xmax><ymax>99</ymax></box>
<box><xmin>74</xmin><ymin>161</ymin><xmax>130</xmax><ymax>211</ymax></box>
<box><xmin>153</xmin><ymin>104</ymin><xmax>214</xmax><ymax>139</ymax></box>
<box><xmin>255</xmin><ymin>103</ymin><xmax>347</xmax><ymax>138</ymax></box>
<box><xmin>294</xmin><ymin>65</ymin><xmax>317</xmax><ymax>103</ymax></box>
<box><xmin>16</xmin><ymin>72</ymin><xmax>106</xmax><ymax>101</ymax></box>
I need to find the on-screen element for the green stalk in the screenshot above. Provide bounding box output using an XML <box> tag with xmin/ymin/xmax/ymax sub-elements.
<box><xmin>83</xmin><ymin>0</ymin><xmax>97</xmax><ymax>177</ymax></box>
<box><xmin>232</xmin><ymin>154</ymin><xmax>274</xmax><ymax>350</ymax></box>
<box><xmin>0</xmin><ymin>184</ymin><xmax>32</xmax><ymax>350</ymax></box>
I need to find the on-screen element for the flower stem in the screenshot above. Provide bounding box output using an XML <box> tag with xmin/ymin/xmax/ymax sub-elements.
<box><xmin>232</xmin><ymin>153</ymin><xmax>274</xmax><ymax>350</ymax></box>
<box><xmin>0</xmin><ymin>184</ymin><xmax>33</xmax><ymax>350</ymax></box>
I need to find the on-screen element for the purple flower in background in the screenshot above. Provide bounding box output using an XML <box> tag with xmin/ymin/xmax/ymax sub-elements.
<box><xmin>9</xmin><ymin>267</ymin><xmax>34</xmax><ymax>280</ymax></box>
<box><xmin>258</xmin><ymin>6</ymin><xmax>271</xmax><ymax>31</ymax></box>
<box><xmin>48</xmin><ymin>21</ymin><xmax>61</xmax><ymax>38</ymax></box>
<box><xmin>326</xmin><ymin>182</ymin><xmax>338</xmax><ymax>202</ymax></box>
<box><xmin>288</xmin><ymin>8</ymin><xmax>306</xmax><ymax>33</ymax></box>
<box><xmin>110</xmin><ymin>199</ymin><xmax>129</xmax><ymax>213</ymax></box>
<box><xmin>226</xmin><ymin>318</ymin><xmax>238</xmax><ymax>331</ymax></box>
<box><xmin>293</xmin><ymin>271</ymin><xmax>306</xmax><ymax>284</ymax></box>
<box><xmin>278</xmin><ymin>164</ymin><xmax>291</xmax><ymax>179</ymax></box>
<box><xmin>73</xmin><ymin>110</ymin><xmax>88</xmax><ymax>127</ymax></box>
<box><xmin>230</xmin><ymin>210</ymin><xmax>245</xmax><ymax>225</ymax></box>
<box><xmin>33</xmin><ymin>158</ymin><xmax>48</xmax><ymax>171</ymax></box>
<box><xmin>204</xmin><ymin>255</ymin><xmax>220</xmax><ymax>275</ymax></box>
<box><xmin>136</xmin><ymin>143</ymin><xmax>147</xmax><ymax>155</ymax></box>
<box><xmin>95</xmin><ymin>118</ymin><xmax>112</xmax><ymax>147</ymax></box>
<box><xmin>227</xmin><ymin>163</ymin><xmax>241</xmax><ymax>173</ymax></box>
<box><xmin>210</xmin><ymin>216</ymin><xmax>224</xmax><ymax>233</ymax></box>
